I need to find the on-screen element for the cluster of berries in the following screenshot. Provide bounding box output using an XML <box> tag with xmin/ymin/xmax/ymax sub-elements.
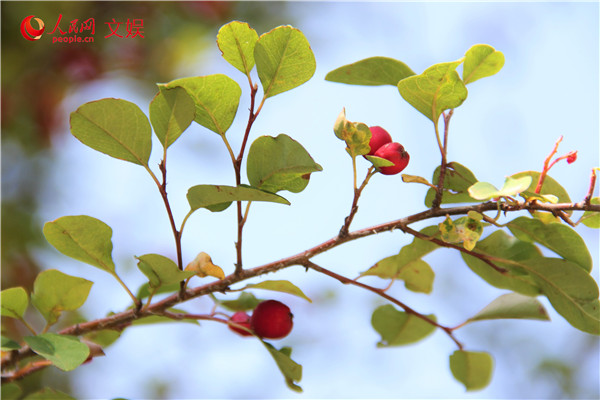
<box><xmin>367</xmin><ymin>126</ymin><xmax>409</xmax><ymax>175</ymax></box>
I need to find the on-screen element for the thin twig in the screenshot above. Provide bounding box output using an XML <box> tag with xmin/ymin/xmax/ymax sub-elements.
<box><xmin>584</xmin><ymin>168</ymin><xmax>598</xmax><ymax>205</ymax></box>
<box><xmin>234</xmin><ymin>83</ymin><xmax>262</xmax><ymax>275</ymax></box>
<box><xmin>400</xmin><ymin>225</ymin><xmax>508</xmax><ymax>274</ymax></box>
<box><xmin>535</xmin><ymin>136</ymin><xmax>563</xmax><ymax>194</ymax></box>
<box><xmin>432</xmin><ymin>110</ymin><xmax>454</xmax><ymax>209</ymax></box>
<box><xmin>303</xmin><ymin>261</ymin><xmax>464</xmax><ymax>349</ymax></box>
<box><xmin>339</xmin><ymin>167</ymin><xmax>376</xmax><ymax>237</ymax></box>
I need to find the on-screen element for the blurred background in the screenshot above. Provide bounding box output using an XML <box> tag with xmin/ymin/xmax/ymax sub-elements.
<box><xmin>2</xmin><ymin>1</ymin><xmax>599</xmax><ymax>399</ymax></box>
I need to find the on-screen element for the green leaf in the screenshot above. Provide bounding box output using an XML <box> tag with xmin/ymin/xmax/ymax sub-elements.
<box><xmin>517</xmin><ymin>258</ymin><xmax>599</xmax><ymax>334</ymax></box>
<box><xmin>398</xmin><ymin>61</ymin><xmax>467</xmax><ymax>123</ymax></box>
<box><xmin>262</xmin><ymin>342</ymin><xmax>303</xmax><ymax>392</ymax></box>
<box><xmin>43</xmin><ymin>215</ymin><xmax>116</xmax><ymax>273</ymax></box>
<box><xmin>361</xmin><ymin>226</ymin><xmax>440</xmax><ymax>287</ymax></box>
<box><xmin>242</xmin><ymin>280</ymin><xmax>312</xmax><ymax>302</ymax></box>
<box><xmin>507</xmin><ymin>216</ymin><xmax>592</xmax><ymax>272</ymax></box>
<box><xmin>511</xmin><ymin>171</ymin><xmax>571</xmax><ymax>203</ymax></box>
<box><xmin>333</xmin><ymin>108</ymin><xmax>371</xmax><ymax>157</ymax></box>
<box><xmin>465</xmin><ymin>293</ymin><xmax>550</xmax><ymax>324</ymax></box>
<box><xmin>187</xmin><ymin>184</ymin><xmax>289</xmax><ymax>212</ymax></box>
<box><xmin>247</xmin><ymin>134</ymin><xmax>322</xmax><ymax>194</ymax></box>
<box><xmin>580</xmin><ymin>197</ymin><xmax>600</xmax><ymax>228</ymax></box>
<box><xmin>23</xmin><ymin>388</ymin><xmax>75</xmax><ymax>400</ymax></box>
<box><xmin>462</xmin><ymin>44</ymin><xmax>505</xmax><ymax>84</ymax></box>
<box><xmin>371</xmin><ymin>305</ymin><xmax>437</xmax><ymax>347</ymax></box>
<box><xmin>25</xmin><ymin>333</ymin><xmax>90</xmax><ymax>371</ymax></box>
<box><xmin>217</xmin><ymin>21</ymin><xmax>259</xmax><ymax>75</ymax></box>
<box><xmin>255</xmin><ymin>25</ymin><xmax>316</xmax><ymax>99</ymax></box>
<box><xmin>325</xmin><ymin>56</ymin><xmax>415</xmax><ymax>86</ymax></box>
<box><xmin>84</xmin><ymin>329</ymin><xmax>121</xmax><ymax>348</ymax></box>
<box><xmin>131</xmin><ymin>308</ymin><xmax>199</xmax><ymax>326</ymax></box>
<box><xmin>364</xmin><ymin>155</ymin><xmax>395</xmax><ymax>168</ymax></box>
<box><xmin>439</xmin><ymin>216</ymin><xmax>483</xmax><ymax>251</ymax></box>
<box><xmin>425</xmin><ymin>162</ymin><xmax>479</xmax><ymax>207</ymax></box>
<box><xmin>1</xmin><ymin>382</ymin><xmax>22</xmax><ymax>400</ymax></box>
<box><xmin>1</xmin><ymin>335</ymin><xmax>21</xmax><ymax>351</ymax></box>
<box><xmin>31</xmin><ymin>269</ymin><xmax>93</xmax><ymax>325</ymax></box>
<box><xmin>1</xmin><ymin>287</ymin><xmax>28</xmax><ymax>319</ymax></box>
<box><xmin>362</xmin><ymin>256</ymin><xmax>435</xmax><ymax>294</ymax></box>
<box><xmin>149</xmin><ymin>87</ymin><xmax>195</xmax><ymax>149</ymax></box>
<box><xmin>461</xmin><ymin>231</ymin><xmax>542</xmax><ymax>296</ymax></box>
<box><xmin>136</xmin><ymin>282</ymin><xmax>180</xmax><ymax>299</ymax></box>
<box><xmin>162</xmin><ymin>74</ymin><xmax>241</xmax><ymax>136</ymax></box>
<box><xmin>449</xmin><ymin>350</ymin><xmax>494</xmax><ymax>391</ymax></box>
<box><xmin>510</xmin><ymin>171</ymin><xmax>572</xmax><ymax>218</ymax></box>
<box><xmin>136</xmin><ymin>254</ymin><xmax>196</xmax><ymax>289</ymax></box>
<box><xmin>70</xmin><ymin>98</ymin><xmax>152</xmax><ymax>166</ymax></box>
<box><xmin>519</xmin><ymin>191</ymin><xmax>559</xmax><ymax>204</ymax></box>
<box><xmin>468</xmin><ymin>176</ymin><xmax>532</xmax><ymax>201</ymax></box>
<box><xmin>218</xmin><ymin>292</ymin><xmax>262</xmax><ymax>312</ymax></box>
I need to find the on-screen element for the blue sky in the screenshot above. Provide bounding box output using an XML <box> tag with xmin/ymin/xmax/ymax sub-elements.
<box><xmin>31</xmin><ymin>2</ymin><xmax>599</xmax><ymax>398</ymax></box>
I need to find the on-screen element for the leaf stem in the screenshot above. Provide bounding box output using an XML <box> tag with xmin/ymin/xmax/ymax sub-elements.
<box><xmin>18</xmin><ymin>318</ymin><xmax>38</xmax><ymax>336</ymax></box>
<box><xmin>112</xmin><ymin>272</ymin><xmax>141</xmax><ymax>308</ymax></box>
<box><xmin>221</xmin><ymin>135</ymin><xmax>238</xmax><ymax>167</ymax></box>
<box><xmin>142</xmin><ymin>288</ymin><xmax>157</xmax><ymax>312</ymax></box>
<box><xmin>179</xmin><ymin>210</ymin><xmax>195</xmax><ymax>238</ymax></box>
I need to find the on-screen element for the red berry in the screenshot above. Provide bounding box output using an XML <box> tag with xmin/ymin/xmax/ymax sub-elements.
<box><xmin>250</xmin><ymin>300</ymin><xmax>293</xmax><ymax>339</ymax></box>
<box><xmin>228</xmin><ymin>311</ymin><xmax>253</xmax><ymax>337</ymax></box>
<box><xmin>374</xmin><ymin>142</ymin><xmax>410</xmax><ymax>175</ymax></box>
<box><xmin>566</xmin><ymin>151</ymin><xmax>577</xmax><ymax>164</ymax></box>
<box><xmin>367</xmin><ymin>126</ymin><xmax>393</xmax><ymax>156</ymax></box>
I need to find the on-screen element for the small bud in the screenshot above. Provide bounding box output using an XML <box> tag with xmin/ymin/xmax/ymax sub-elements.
<box><xmin>566</xmin><ymin>151</ymin><xmax>577</xmax><ymax>164</ymax></box>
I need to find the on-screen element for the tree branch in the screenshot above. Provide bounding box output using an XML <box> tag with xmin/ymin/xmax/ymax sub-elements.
<box><xmin>2</xmin><ymin>199</ymin><xmax>598</xmax><ymax>379</ymax></box>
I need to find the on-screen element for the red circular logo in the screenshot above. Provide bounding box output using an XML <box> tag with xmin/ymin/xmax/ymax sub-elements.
<box><xmin>20</xmin><ymin>15</ymin><xmax>45</xmax><ymax>41</ymax></box>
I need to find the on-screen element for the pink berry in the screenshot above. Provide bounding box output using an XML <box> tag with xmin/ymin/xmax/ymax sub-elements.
<box><xmin>228</xmin><ymin>311</ymin><xmax>253</xmax><ymax>337</ymax></box>
<box><xmin>250</xmin><ymin>300</ymin><xmax>293</xmax><ymax>339</ymax></box>
<box><xmin>373</xmin><ymin>142</ymin><xmax>410</xmax><ymax>175</ymax></box>
<box><xmin>367</xmin><ymin>126</ymin><xmax>393</xmax><ymax>156</ymax></box>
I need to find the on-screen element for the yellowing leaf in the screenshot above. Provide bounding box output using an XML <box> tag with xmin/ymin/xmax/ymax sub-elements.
<box><xmin>439</xmin><ymin>215</ymin><xmax>483</xmax><ymax>251</ymax></box>
<box><xmin>185</xmin><ymin>252</ymin><xmax>225</xmax><ymax>280</ymax></box>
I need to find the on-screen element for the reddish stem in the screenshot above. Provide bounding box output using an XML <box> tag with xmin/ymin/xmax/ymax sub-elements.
<box><xmin>234</xmin><ymin>83</ymin><xmax>261</xmax><ymax>274</ymax></box>
<box><xmin>303</xmin><ymin>261</ymin><xmax>464</xmax><ymax>350</ymax></box>
<box><xmin>535</xmin><ymin>136</ymin><xmax>563</xmax><ymax>194</ymax></box>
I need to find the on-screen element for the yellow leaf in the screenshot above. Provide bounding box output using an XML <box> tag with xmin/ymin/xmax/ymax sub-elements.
<box><xmin>185</xmin><ymin>252</ymin><xmax>225</xmax><ymax>280</ymax></box>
